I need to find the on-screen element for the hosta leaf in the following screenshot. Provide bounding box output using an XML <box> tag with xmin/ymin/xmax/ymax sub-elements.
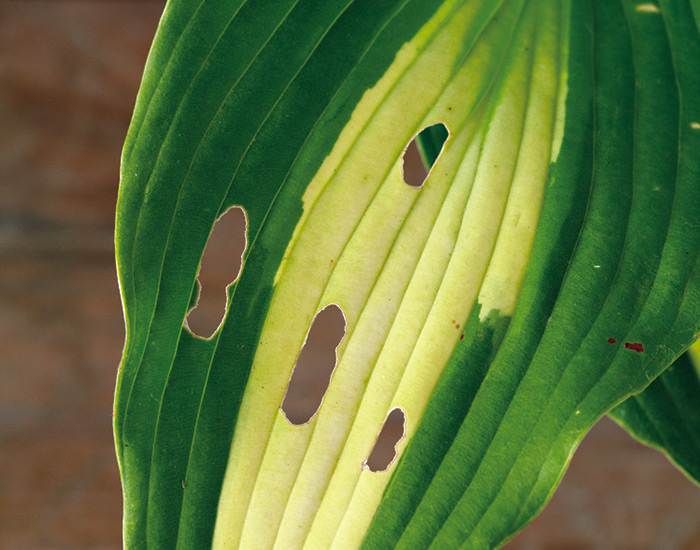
<box><xmin>114</xmin><ymin>0</ymin><xmax>700</xmax><ymax>549</ymax></box>
<box><xmin>610</xmin><ymin>341</ymin><xmax>700</xmax><ymax>485</ymax></box>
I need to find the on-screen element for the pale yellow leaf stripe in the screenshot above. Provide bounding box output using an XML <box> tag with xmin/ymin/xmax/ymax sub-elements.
<box><xmin>212</xmin><ymin>0</ymin><xmax>569</xmax><ymax>548</ymax></box>
<box><xmin>212</xmin><ymin>1</ymin><xmax>507</xmax><ymax>547</ymax></box>
<box><xmin>328</xmin><ymin>3</ymin><xmax>565</xmax><ymax>548</ymax></box>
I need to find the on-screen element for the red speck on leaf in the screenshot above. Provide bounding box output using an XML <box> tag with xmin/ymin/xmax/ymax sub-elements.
<box><xmin>460</xmin><ymin>334</ymin><xmax>465</xmax><ymax>340</ymax></box>
<box><xmin>624</xmin><ymin>342</ymin><xmax>644</xmax><ymax>353</ymax></box>
<box><xmin>607</xmin><ymin>338</ymin><xmax>617</xmax><ymax>344</ymax></box>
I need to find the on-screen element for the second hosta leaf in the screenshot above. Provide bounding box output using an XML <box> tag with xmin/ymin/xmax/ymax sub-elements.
<box><xmin>114</xmin><ymin>0</ymin><xmax>700</xmax><ymax>549</ymax></box>
<box><xmin>610</xmin><ymin>342</ymin><xmax>700</xmax><ymax>486</ymax></box>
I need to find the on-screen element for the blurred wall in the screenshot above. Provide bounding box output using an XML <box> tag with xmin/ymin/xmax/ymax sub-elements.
<box><xmin>0</xmin><ymin>2</ymin><xmax>163</xmax><ymax>548</ymax></box>
<box><xmin>0</xmin><ymin>2</ymin><xmax>698</xmax><ymax>549</ymax></box>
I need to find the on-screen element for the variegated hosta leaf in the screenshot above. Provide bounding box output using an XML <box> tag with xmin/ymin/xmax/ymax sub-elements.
<box><xmin>114</xmin><ymin>0</ymin><xmax>700</xmax><ymax>549</ymax></box>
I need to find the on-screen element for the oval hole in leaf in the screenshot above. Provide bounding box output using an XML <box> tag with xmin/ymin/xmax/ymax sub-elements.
<box><xmin>185</xmin><ymin>206</ymin><xmax>247</xmax><ymax>339</ymax></box>
<box><xmin>281</xmin><ymin>304</ymin><xmax>347</xmax><ymax>425</ymax></box>
<box><xmin>402</xmin><ymin>122</ymin><xmax>449</xmax><ymax>188</ymax></box>
<box><xmin>365</xmin><ymin>407</ymin><xmax>406</xmax><ymax>472</ymax></box>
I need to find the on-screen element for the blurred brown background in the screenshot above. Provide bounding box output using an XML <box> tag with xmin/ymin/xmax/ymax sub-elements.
<box><xmin>1</xmin><ymin>2</ymin><xmax>699</xmax><ymax>549</ymax></box>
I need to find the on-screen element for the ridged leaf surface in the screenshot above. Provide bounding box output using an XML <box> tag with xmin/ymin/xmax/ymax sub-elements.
<box><xmin>114</xmin><ymin>0</ymin><xmax>700</xmax><ymax>548</ymax></box>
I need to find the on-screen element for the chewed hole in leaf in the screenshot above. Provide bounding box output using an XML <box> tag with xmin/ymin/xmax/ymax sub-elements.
<box><xmin>402</xmin><ymin>122</ymin><xmax>449</xmax><ymax>188</ymax></box>
<box><xmin>185</xmin><ymin>206</ymin><xmax>247</xmax><ymax>339</ymax></box>
<box><xmin>281</xmin><ymin>304</ymin><xmax>346</xmax><ymax>425</ymax></box>
<box><xmin>365</xmin><ymin>407</ymin><xmax>406</xmax><ymax>472</ymax></box>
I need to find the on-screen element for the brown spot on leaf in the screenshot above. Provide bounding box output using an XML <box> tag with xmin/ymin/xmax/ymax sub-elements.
<box><xmin>624</xmin><ymin>342</ymin><xmax>644</xmax><ymax>353</ymax></box>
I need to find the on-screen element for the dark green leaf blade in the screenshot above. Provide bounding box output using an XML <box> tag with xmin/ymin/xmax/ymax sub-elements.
<box><xmin>605</xmin><ymin>0</ymin><xmax>700</xmax><ymax>491</ymax></box>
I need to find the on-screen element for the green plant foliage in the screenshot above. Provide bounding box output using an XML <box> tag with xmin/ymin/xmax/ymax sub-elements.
<box><xmin>611</xmin><ymin>343</ymin><xmax>700</xmax><ymax>485</ymax></box>
<box><xmin>114</xmin><ymin>0</ymin><xmax>700</xmax><ymax>548</ymax></box>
